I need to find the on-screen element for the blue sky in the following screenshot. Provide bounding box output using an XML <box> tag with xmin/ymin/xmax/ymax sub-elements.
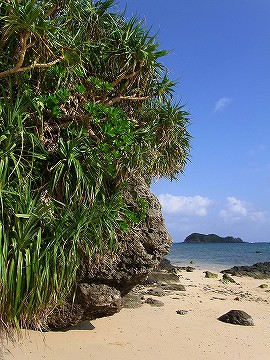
<box><xmin>116</xmin><ymin>1</ymin><xmax>270</xmax><ymax>242</ymax></box>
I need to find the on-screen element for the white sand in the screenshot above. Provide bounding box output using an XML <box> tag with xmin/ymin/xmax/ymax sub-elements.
<box><xmin>3</xmin><ymin>269</ymin><xmax>270</xmax><ymax>360</ymax></box>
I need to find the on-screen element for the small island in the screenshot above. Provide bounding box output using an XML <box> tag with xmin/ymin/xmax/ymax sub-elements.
<box><xmin>184</xmin><ymin>233</ymin><xmax>244</xmax><ymax>243</ymax></box>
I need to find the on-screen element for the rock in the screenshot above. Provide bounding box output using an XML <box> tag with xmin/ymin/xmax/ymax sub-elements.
<box><xmin>48</xmin><ymin>176</ymin><xmax>172</xmax><ymax>329</ymax></box>
<box><xmin>211</xmin><ymin>296</ymin><xmax>226</xmax><ymax>301</ymax></box>
<box><xmin>145</xmin><ymin>298</ymin><xmax>164</xmax><ymax>307</ymax></box>
<box><xmin>176</xmin><ymin>310</ymin><xmax>188</xmax><ymax>315</ymax></box>
<box><xmin>47</xmin><ymin>284</ymin><xmax>122</xmax><ymax>329</ymax></box>
<box><xmin>75</xmin><ymin>283</ymin><xmax>122</xmax><ymax>319</ymax></box>
<box><xmin>80</xmin><ymin>176</ymin><xmax>172</xmax><ymax>294</ymax></box>
<box><xmin>160</xmin><ymin>283</ymin><xmax>186</xmax><ymax>291</ymax></box>
<box><xmin>143</xmin><ymin>271</ymin><xmax>179</xmax><ymax>285</ymax></box>
<box><xmin>259</xmin><ymin>284</ymin><xmax>268</xmax><ymax>289</ymax></box>
<box><xmin>147</xmin><ymin>287</ymin><xmax>166</xmax><ymax>297</ymax></box>
<box><xmin>122</xmin><ymin>293</ymin><xmax>143</xmax><ymax>308</ymax></box>
<box><xmin>204</xmin><ymin>271</ymin><xmax>218</xmax><ymax>278</ymax></box>
<box><xmin>185</xmin><ymin>266</ymin><xmax>195</xmax><ymax>272</ymax></box>
<box><xmin>218</xmin><ymin>310</ymin><xmax>254</xmax><ymax>326</ymax></box>
<box><xmin>221</xmin><ymin>262</ymin><xmax>270</xmax><ymax>279</ymax></box>
<box><xmin>47</xmin><ymin>302</ymin><xmax>85</xmax><ymax>330</ymax></box>
<box><xmin>158</xmin><ymin>258</ymin><xmax>175</xmax><ymax>271</ymax></box>
<box><xmin>222</xmin><ymin>273</ymin><xmax>236</xmax><ymax>283</ymax></box>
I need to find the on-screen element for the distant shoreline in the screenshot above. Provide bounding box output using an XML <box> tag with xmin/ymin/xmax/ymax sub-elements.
<box><xmin>166</xmin><ymin>242</ymin><xmax>270</xmax><ymax>271</ymax></box>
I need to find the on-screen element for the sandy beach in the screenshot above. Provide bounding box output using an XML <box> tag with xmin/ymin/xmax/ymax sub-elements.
<box><xmin>3</xmin><ymin>268</ymin><xmax>270</xmax><ymax>360</ymax></box>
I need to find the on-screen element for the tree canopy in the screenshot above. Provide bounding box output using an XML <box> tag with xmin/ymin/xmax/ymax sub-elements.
<box><xmin>0</xmin><ymin>0</ymin><xmax>191</xmax><ymax>330</ymax></box>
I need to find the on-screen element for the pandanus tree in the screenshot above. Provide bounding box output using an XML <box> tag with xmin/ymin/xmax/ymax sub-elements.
<box><xmin>0</xmin><ymin>0</ymin><xmax>191</xmax><ymax>330</ymax></box>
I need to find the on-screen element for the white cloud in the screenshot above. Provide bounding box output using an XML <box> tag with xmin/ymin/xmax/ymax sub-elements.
<box><xmin>158</xmin><ymin>194</ymin><xmax>213</xmax><ymax>216</ymax></box>
<box><xmin>219</xmin><ymin>196</ymin><xmax>268</xmax><ymax>223</ymax></box>
<box><xmin>214</xmin><ymin>97</ymin><xmax>232</xmax><ymax>112</ymax></box>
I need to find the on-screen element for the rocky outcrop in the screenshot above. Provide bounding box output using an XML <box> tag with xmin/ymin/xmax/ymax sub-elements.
<box><xmin>48</xmin><ymin>176</ymin><xmax>172</xmax><ymax>329</ymax></box>
<box><xmin>184</xmin><ymin>233</ymin><xmax>244</xmax><ymax>243</ymax></box>
<box><xmin>221</xmin><ymin>262</ymin><xmax>270</xmax><ymax>279</ymax></box>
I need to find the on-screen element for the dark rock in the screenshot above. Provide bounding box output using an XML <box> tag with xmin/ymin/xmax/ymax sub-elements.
<box><xmin>122</xmin><ymin>293</ymin><xmax>143</xmax><ymax>309</ymax></box>
<box><xmin>221</xmin><ymin>262</ymin><xmax>270</xmax><ymax>279</ymax></box>
<box><xmin>218</xmin><ymin>310</ymin><xmax>254</xmax><ymax>326</ymax></box>
<box><xmin>147</xmin><ymin>287</ymin><xmax>166</xmax><ymax>297</ymax></box>
<box><xmin>48</xmin><ymin>176</ymin><xmax>172</xmax><ymax>329</ymax></box>
<box><xmin>184</xmin><ymin>233</ymin><xmax>244</xmax><ymax>243</ymax></box>
<box><xmin>145</xmin><ymin>298</ymin><xmax>164</xmax><ymax>307</ymax></box>
<box><xmin>158</xmin><ymin>258</ymin><xmax>175</xmax><ymax>271</ymax></box>
<box><xmin>185</xmin><ymin>266</ymin><xmax>195</xmax><ymax>272</ymax></box>
<box><xmin>75</xmin><ymin>283</ymin><xmax>122</xmax><ymax>319</ymax></box>
<box><xmin>222</xmin><ymin>273</ymin><xmax>236</xmax><ymax>283</ymax></box>
<box><xmin>176</xmin><ymin>310</ymin><xmax>188</xmax><ymax>315</ymax></box>
<box><xmin>258</xmin><ymin>284</ymin><xmax>268</xmax><ymax>289</ymax></box>
<box><xmin>211</xmin><ymin>296</ymin><xmax>226</xmax><ymax>301</ymax></box>
<box><xmin>143</xmin><ymin>271</ymin><xmax>179</xmax><ymax>285</ymax></box>
<box><xmin>48</xmin><ymin>284</ymin><xmax>121</xmax><ymax>329</ymax></box>
<box><xmin>161</xmin><ymin>284</ymin><xmax>186</xmax><ymax>291</ymax></box>
<box><xmin>47</xmin><ymin>302</ymin><xmax>85</xmax><ymax>330</ymax></box>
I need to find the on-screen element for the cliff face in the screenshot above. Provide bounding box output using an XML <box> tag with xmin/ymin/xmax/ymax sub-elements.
<box><xmin>184</xmin><ymin>233</ymin><xmax>244</xmax><ymax>243</ymax></box>
<box><xmin>48</xmin><ymin>176</ymin><xmax>172</xmax><ymax>329</ymax></box>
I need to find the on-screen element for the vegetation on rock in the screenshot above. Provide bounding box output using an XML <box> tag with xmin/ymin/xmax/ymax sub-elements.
<box><xmin>204</xmin><ymin>271</ymin><xmax>218</xmax><ymax>279</ymax></box>
<box><xmin>0</xmin><ymin>0</ymin><xmax>190</xmax><ymax>330</ymax></box>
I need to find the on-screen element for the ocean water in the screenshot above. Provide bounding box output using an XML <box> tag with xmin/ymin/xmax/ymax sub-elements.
<box><xmin>166</xmin><ymin>242</ymin><xmax>270</xmax><ymax>271</ymax></box>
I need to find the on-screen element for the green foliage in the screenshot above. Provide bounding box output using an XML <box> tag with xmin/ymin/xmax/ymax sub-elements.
<box><xmin>37</xmin><ymin>88</ymin><xmax>71</xmax><ymax>118</ymax></box>
<box><xmin>88</xmin><ymin>77</ymin><xmax>114</xmax><ymax>92</ymax></box>
<box><xmin>0</xmin><ymin>0</ymin><xmax>191</xmax><ymax>331</ymax></box>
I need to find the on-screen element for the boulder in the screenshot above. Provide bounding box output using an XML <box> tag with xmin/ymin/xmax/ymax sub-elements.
<box><xmin>75</xmin><ymin>283</ymin><xmax>122</xmax><ymax>318</ymax></box>
<box><xmin>218</xmin><ymin>310</ymin><xmax>254</xmax><ymax>326</ymax></box>
<box><xmin>47</xmin><ymin>284</ymin><xmax>122</xmax><ymax>329</ymax></box>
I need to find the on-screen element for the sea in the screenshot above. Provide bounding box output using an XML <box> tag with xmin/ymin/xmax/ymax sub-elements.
<box><xmin>166</xmin><ymin>242</ymin><xmax>270</xmax><ymax>271</ymax></box>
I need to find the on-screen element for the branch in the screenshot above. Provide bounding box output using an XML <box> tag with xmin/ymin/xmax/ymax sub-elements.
<box><xmin>0</xmin><ymin>56</ymin><xmax>63</xmax><ymax>79</ymax></box>
<box><xmin>87</xmin><ymin>128</ymin><xmax>99</xmax><ymax>141</ymax></box>
<box><xmin>0</xmin><ymin>30</ymin><xmax>64</xmax><ymax>79</ymax></box>
<box><xmin>96</xmin><ymin>70</ymin><xmax>141</xmax><ymax>104</ymax></box>
<box><xmin>106</xmin><ymin>94</ymin><xmax>152</xmax><ymax>105</ymax></box>
<box><xmin>112</xmin><ymin>70</ymin><xmax>140</xmax><ymax>87</ymax></box>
